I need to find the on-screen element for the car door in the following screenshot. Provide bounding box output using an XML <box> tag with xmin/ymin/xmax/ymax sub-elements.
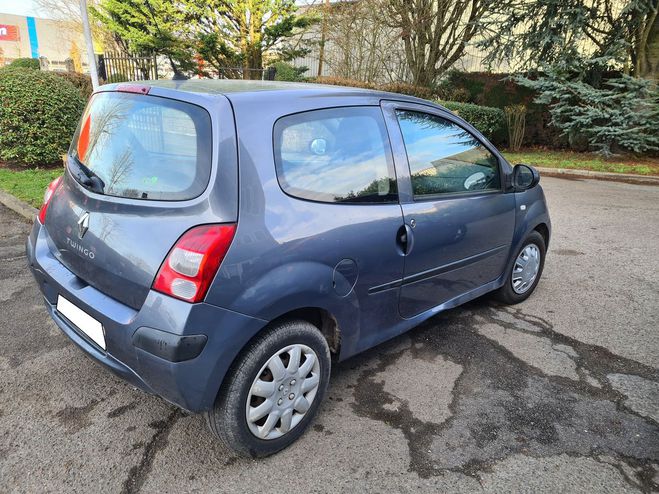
<box><xmin>381</xmin><ymin>101</ymin><xmax>515</xmax><ymax>318</ymax></box>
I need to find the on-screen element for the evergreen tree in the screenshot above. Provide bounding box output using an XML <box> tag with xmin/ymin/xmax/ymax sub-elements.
<box><xmin>188</xmin><ymin>0</ymin><xmax>311</xmax><ymax>79</ymax></box>
<box><xmin>93</xmin><ymin>0</ymin><xmax>310</xmax><ymax>78</ymax></box>
<box><xmin>479</xmin><ymin>0</ymin><xmax>658</xmax><ymax>79</ymax></box>
<box><xmin>91</xmin><ymin>0</ymin><xmax>195</xmax><ymax>75</ymax></box>
<box><xmin>518</xmin><ymin>60</ymin><xmax>659</xmax><ymax>155</ymax></box>
<box><xmin>479</xmin><ymin>0</ymin><xmax>658</xmax><ymax>155</ymax></box>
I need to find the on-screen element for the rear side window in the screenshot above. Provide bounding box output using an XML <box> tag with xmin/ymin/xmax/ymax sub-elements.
<box><xmin>70</xmin><ymin>92</ymin><xmax>212</xmax><ymax>201</ymax></box>
<box><xmin>274</xmin><ymin>107</ymin><xmax>397</xmax><ymax>203</ymax></box>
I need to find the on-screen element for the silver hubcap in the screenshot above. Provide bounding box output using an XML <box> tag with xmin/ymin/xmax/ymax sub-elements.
<box><xmin>512</xmin><ymin>244</ymin><xmax>541</xmax><ymax>294</ymax></box>
<box><xmin>246</xmin><ymin>344</ymin><xmax>321</xmax><ymax>440</ymax></box>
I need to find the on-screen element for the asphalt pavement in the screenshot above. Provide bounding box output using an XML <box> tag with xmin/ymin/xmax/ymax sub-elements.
<box><xmin>0</xmin><ymin>176</ymin><xmax>657</xmax><ymax>493</ymax></box>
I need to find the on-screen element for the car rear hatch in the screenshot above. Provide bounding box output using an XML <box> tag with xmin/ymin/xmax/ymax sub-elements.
<box><xmin>43</xmin><ymin>86</ymin><xmax>237</xmax><ymax>310</ymax></box>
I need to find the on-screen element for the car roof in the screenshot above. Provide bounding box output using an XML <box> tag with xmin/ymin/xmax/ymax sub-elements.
<box><xmin>143</xmin><ymin>79</ymin><xmax>431</xmax><ymax>105</ymax></box>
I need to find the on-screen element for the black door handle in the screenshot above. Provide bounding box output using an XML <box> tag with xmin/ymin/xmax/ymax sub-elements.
<box><xmin>396</xmin><ymin>224</ymin><xmax>415</xmax><ymax>256</ymax></box>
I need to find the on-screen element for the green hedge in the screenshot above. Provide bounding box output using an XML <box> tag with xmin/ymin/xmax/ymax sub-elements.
<box><xmin>273</xmin><ymin>62</ymin><xmax>307</xmax><ymax>82</ymax></box>
<box><xmin>438</xmin><ymin>71</ymin><xmax>562</xmax><ymax>147</ymax></box>
<box><xmin>54</xmin><ymin>71</ymin><xmax>94</xmax><ymax>100</ymax></box>
<box><xmin>9</xmin><ymin>58</ymin><xmax>40</xmax><ymax>70</ymax></box>
<box><xmin>311</xmin><ymin>77</ymin><xmax>436</xmax><ymax>100</ymax></box>
<box><xmin>438</xmin><ymin>100</ymin><xmax>506</xmax><ymax>143</ymax></box>
<box><xmin>0</xmin><ymin>67</ymin><xmax>85</xmax><ymax>166</ymax></box>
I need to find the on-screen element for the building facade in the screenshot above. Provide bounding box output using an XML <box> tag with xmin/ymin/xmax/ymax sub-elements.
<box><xmin>0</xmin><ymin>13</ymin><xmax>89</xmax><ymax>72</ymax></box>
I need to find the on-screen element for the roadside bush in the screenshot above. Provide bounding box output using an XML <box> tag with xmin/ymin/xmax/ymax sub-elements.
<box><xmin>273</xmin><ymin>61</ymin><xmax>307</xmax><ymax>82</ymax></box>
<box><xmin>504</xmin><ymin>104</ymin><xmax>527</xmax><ymax>151</ymax></box>
<box><xmin>438</xmin><ymin>71</ymin><xmax>564</xmax><ymax>148</ymax></box>
<box><xmin>439</xmin><ymin>100</ymin><xmax>506</xmax><ymax>143</ymax></box>
<box><xmin>0</xmin><ymin>68</ymin><xmax>85</xmax><ymax>166</ymax></box>
<box><xmin>9</xmin><ymin>57</ymin><xmax>40</xmax><ymax>70</ymax></box>
<box><xmin>311</xmin><ymin>77</ymin><xmax>435</xmax><ymax>100</ymax></box>
<box><xmin>441</xmin><ymin>86</ymin><xmax>471</xmax><ymax>103</ymax></box>
<box><xmin>54</xmin><ymin>71</ymin><xmax>94</xmax><ymax>100</ymax></box>
<box><xmin>380</xmin><ymin>82</ymin><xmax>434</xmax><ymax>100</ymax></box>
<box><xmin>311</xmin><ymin>76</ymin><xmax>377</xmax><ymax>89</ymax></box>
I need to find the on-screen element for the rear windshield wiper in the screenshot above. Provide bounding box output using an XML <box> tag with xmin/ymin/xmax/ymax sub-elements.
<box><xmin>69</xmin><ymin>156</ymin><xmax>105</xmax><ymax>194</ymax></box>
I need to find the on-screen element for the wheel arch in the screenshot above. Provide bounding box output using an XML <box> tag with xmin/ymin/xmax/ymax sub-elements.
<box><xmin>205</xmin><ymin>305</ymin><xmax>342</xmax><ymax>411</ymax></box>
<box><xmin>533</xmin><ymin>222</ymin><xmax>550</xmax><ymax>249</ymax></box>
<box><xmin>266</xmin><ymin>307</ymin><xmax>341</xmax><ymax>357</ymax></box>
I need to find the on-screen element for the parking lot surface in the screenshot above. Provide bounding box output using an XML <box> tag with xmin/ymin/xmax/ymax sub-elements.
<box><xmin>1</xmin><ymin>176</ymin><xmax>657</xmax><ymax>493</ymax></box>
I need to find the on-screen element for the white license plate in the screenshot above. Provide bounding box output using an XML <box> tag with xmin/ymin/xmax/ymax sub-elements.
<box><xmin>56</xmin><ymin>295</ymin><xmax>106</xmax><ymax>350</ymax></box>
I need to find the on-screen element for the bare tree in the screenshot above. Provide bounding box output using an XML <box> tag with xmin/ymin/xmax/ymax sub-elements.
<box><xmin>324</xmin><ymin>0</ymin><xmax>408</xmax><ymax>83</ymax></box>
<box><xmin>386</xmin><ymin>0</ymin><xmax>498</xmax><ymax>86</ymax></box>
<box><xmin>33</xmin><ymin>0</ymin><xmax>116</xmax><ymax>51</ymax></box>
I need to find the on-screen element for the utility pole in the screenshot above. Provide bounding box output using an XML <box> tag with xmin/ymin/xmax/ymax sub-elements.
<box><xmin>317</xmin><ymin>0</ymin><xmax>330</xmax><ymax>77</ymax></box>
<box><xmin>80</xmin><ymin>0</ymin><xmax>99</xmax><ymax>90</ymax></box>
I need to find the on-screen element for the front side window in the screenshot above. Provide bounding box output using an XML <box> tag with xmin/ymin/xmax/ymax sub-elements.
<box><xmin>274</xmin><ymin>107</ymin><xmax>397</xmax><ymax>204</ymax></box>
<box><xmin>396</xmin><ymin>110</ymin><xmax>501</xmax><ymax>197</ymax></box>
<box><xmin>70</xmin><ymin>91</ymin><xmax>212</xmax><ymax>201</ymax></box>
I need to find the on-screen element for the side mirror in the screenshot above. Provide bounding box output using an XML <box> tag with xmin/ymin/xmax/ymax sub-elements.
<box><xmin>512</xmin><ymin>164</ymin><xmax>540</xmax><ymax>191</ymax></box>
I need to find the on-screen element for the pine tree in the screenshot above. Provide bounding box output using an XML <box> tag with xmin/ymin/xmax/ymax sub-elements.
<box><xmin>518</xmin><ymin>61</ymin><xmax>659</xmax><ymax>156</ymax></box>
<box><xmin>479</xmin><ymin>0</ymin><xmax>659</xmax><ymax>155</ymax></box>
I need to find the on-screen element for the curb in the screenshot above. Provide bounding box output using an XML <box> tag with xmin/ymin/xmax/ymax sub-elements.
<box><xmin>0</xmin><ymin>189</ymin><xmax>38</xmax><ymax>222</ymax></box>
<box><xmin>536</xmin><ymin>167</ymin><xmax>659</xmax><ymax>186</ymax></box>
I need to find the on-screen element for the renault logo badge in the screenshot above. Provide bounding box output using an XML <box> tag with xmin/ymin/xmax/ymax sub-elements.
<box><xmin>77</xmin><ymin>212</ymin><xmax>90</xmax><ymax>239</ymax></box>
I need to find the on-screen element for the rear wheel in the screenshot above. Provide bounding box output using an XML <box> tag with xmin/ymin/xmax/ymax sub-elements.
<box><xmin>205</xmin><ymin>320</ymin><xmax>330</xmax><ymax>457</ymax></box>
<box><xmin>495</xmin><ymin>230</ymin><xmax>546</xmax><ymax>304</ymax></box>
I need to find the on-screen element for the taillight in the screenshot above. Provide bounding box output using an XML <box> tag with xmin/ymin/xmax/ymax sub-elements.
<box><xmin>38</xmin><ymin>176</ymin><xmax>63</xmax><ymax>224</ymax></box>
<box><xmin>153</xmin><ymin>224</ymin><xmax>237</xmax><ymax>303</ymax></box>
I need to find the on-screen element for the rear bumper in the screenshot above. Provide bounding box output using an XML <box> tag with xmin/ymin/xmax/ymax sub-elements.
<box><xmin>26</xmin><ymin>221</ymin><xmax>267</xmax><ymax>413</ymax></box>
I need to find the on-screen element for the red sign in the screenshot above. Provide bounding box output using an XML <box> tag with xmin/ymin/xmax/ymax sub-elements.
<box><xmin>0</xmin><ymin>25</ymin><xmax>19</xmax><ymax>42</ymax></box>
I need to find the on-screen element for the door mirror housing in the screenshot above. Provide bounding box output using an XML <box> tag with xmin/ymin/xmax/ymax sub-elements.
<box><xmin>512</xmin><ymin>164</ymin><xmax>540</xmax><ymax>191</ymax></box>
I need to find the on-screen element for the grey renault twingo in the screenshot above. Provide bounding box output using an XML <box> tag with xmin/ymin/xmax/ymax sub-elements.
<box><xmin>27</xmin><ymin>80</ymin><xmax>550</xmax><ymax>457</ymax></box>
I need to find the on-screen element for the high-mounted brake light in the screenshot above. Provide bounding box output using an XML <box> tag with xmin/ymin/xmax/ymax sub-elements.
<box><xmin>115</xmin><ymin>84</ymin><xmax>150</xmax><ymax>95</ymax></box>
<box><xmin>38</xmin><ymin>176</ymin><xmax>63</xmax><ymax>224</ymax></box>
<box><xmin>153</xmin><ymin>224</ymin><xmax>237</xmax><ymax>303</ymax></box>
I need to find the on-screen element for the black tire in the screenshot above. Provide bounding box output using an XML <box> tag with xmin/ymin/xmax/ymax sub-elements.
<box><xmin>494</xmin><ymin>230</ymin><xmax>546</xmax><ymax>304</ymax></box>
<box><xmin>205</xmin><ymin>319</ymin><xmax>331</xmax><ymax>458</ymax></box>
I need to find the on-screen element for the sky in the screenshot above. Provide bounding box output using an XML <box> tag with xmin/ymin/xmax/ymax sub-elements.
<box><xmin>0</xmin><ymin>0</ymin><xmax>41</xmax><ymax>17</ymax></box>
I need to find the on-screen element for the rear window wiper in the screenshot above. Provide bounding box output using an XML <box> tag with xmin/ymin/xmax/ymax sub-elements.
<box><xmin>69</xmin><ymin>156</ymin><xmax>105</xmax><ymax>194</ymax></box>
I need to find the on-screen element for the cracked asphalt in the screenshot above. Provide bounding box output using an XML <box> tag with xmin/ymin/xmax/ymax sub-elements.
<box><xmin>1</xmin><ymin>176</ymin><xmax>658</xmax><ymax>493</ymax></box>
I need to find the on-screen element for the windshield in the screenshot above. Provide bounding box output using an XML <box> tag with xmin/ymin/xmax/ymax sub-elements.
<box><xmin>69</xmin><ymin>91</ymin><xmax>212</xmax><ymax>201</ymax></box>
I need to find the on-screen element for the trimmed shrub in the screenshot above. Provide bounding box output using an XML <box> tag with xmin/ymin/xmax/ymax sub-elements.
<box><xmin>311</xmin><ymin>76</ymin><xmax>377</xmax><ymax>89</ymax></box>
<box><xmin>439</xmin><ymin>100</ymin><xmax>506</xmax><ymax>143</ymax></box>
<box><xmin>9</xmin><ymin>57</ymin><xmax>40</xmax><ymax>70</ymax></box>
<box><xmin>438</xmin><ymin>71</ymin><xmax>564</xmax><ymax>147</ymax></box>
<box><xmin>379</xmin><ymin>82</ymin><xmax>434</xmax><ymax>100</ymax></box>
<box><xmin>54</xmin><ymin>71</ymin><xmax>94</xmax><ymax>100</ymax></box>
<box><xmin>0</xmin><ymin>68</ymin><xmax>85</xmax><ymax>166</ymax></box>
<box><xmin>273</xmin><ymin>61</ymin><xmax>307</xmax><ymax>82</ymax></box>
<box><xmin>311</xmin><ymin>77</ymin><xmax>435</xmax><ymax>100</ymax></box>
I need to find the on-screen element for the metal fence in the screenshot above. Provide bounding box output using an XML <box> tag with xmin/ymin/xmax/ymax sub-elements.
<box><xmin>97</xmin><ymin>51</ymin><xmax>276</xmax><ymax>82</ymax></box>
<box><xmin>98</xmin><ymin>52</ymin><xmax>158</xmax><ymax>82</ymax></box>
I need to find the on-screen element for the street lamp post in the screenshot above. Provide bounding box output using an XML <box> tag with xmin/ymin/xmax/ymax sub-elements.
<box><xmin>80</xmin><ymin>0</ymin><xmax>99</xmax><ymax>90</ymax></box>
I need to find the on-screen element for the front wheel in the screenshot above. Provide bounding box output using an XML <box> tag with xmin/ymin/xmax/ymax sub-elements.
<box><xmin>494</xmin><ymin>230</ymin><xmax>546</xmax><ymax>304</ymax></box>
<box><xmin>205</xmin><ymin>320</ymin><xmax>331</xmax><ymax>457</ymax></box>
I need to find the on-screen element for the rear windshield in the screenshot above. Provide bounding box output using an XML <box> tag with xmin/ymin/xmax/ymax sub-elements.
<box><xmin>70</xmin><ymin>91</ymin><xmax>212</xmax><ymax>201</ymax></box>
